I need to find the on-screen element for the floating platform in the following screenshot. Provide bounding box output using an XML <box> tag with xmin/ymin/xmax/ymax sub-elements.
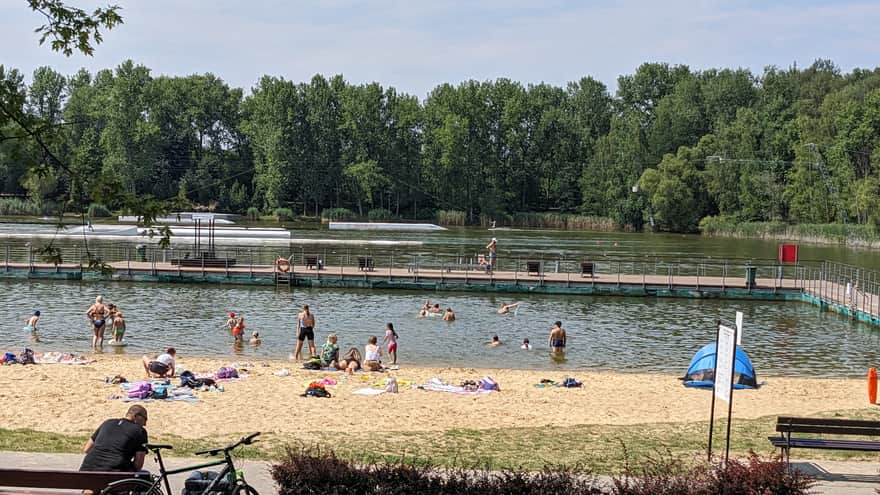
<box><xmin>329</xmin><ymin>222</ymin><xmax>446</xmax><ymax>232</ymax></box>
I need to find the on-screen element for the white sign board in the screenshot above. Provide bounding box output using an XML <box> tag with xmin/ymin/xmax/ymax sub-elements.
<box><xmin>735</xmin><ymin>311</ymin><xmax>744</xmax><ymax>346</ymax></box>
<box><xmin>714</xmin><ymin>324</ymin><xmax>736</xmax><ymax>403</ymax></box>
<box><xmin>191</xmin><ymin>213</ymin><xmax>215</xmax><ymax>221</ymax></box>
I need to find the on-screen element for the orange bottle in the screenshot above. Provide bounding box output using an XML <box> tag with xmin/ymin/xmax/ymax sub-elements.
<box><xmin>869</xmin><ymin>368</ymin><xmax>878</xmax><ymax>404</ymax></box>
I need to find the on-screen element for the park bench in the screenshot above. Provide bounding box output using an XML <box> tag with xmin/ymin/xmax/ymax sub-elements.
<box><xmin>304</xmin><ymin>254</ymin><xmax>323</xmax><ymax>270</ymax></box>
<box><xmin>0</xmin><ymin>468</ymin><xmax>149</xmax><ymax>494</ymax></box>
<box><xmin>357</xmin><ymin>256</ymin><xmax>375</xmax><ymax>272</ymax></box>
<box><xmin>407</xmin><ymin>261</ymin><xmax>452</xmax><ymax>273</ymax></box>
<box><xmin>768</xmin><ymin>416</ymin><xmax>880</xmax><ymax>464</ymax></box>
<box><xmin>526</xmin><ymin>260</ymin><xmax>542</xmax><ymax>276</ymax></box>
<box><xmin>580</xmin><ymin>262</ymin><xmax>595</xmax><ymax>278</ymax></box>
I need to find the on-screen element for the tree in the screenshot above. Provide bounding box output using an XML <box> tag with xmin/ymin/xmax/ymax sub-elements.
<box><xmin>26</xmin><ymin>0</ymin><xmax>123</xmax><ymax>56</ymax></box>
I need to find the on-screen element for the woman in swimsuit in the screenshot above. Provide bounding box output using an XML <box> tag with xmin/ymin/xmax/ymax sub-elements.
<box><xmin>86</xmin><ymin>295</ymin><xmax>109</xmax><ymax>349</ymax></box>
<box><xmin>24</xmin><ymin>310</ymin><xmax>40</xmax><ymax>332</ymax></box>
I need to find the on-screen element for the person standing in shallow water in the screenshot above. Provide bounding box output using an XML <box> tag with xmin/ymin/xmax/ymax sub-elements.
<box><xmin>293</xmin><ymin>304</ymin><xmax>317</xmax><ymax>361</ymax></box>
<box><xmin>86</xmin><ymin>295</ymin><xmax>109</xmax><ymax>349</ymax></box>
<box><xmin>548</xmin><ymin>320</ymin><xmax>566</xmax><ymax>354</ymax></box>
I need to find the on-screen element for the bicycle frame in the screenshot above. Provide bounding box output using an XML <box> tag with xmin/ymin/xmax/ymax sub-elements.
<box><xmin>147</xmin><ymin>448</ymin><xmax>241</xmax><ymax>495</ymax></box>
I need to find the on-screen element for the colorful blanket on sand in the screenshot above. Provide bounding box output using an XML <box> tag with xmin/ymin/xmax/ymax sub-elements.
<box><xmin>419</xmin><ymin>377</ymin><xmax>494</xmax><ymax>395</ymax></box>
<box><xmin>34</xmin><ymin>352</ymin><xmax>94</xmax><ymax>365</ymax></box>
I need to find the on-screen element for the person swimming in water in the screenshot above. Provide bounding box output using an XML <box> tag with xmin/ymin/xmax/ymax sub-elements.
<box><xmin>488</xmin><ymin>334</ymin><xmax>502</xmax><ymax>347</ymax></box>
<box><xmin>498</xmin><ymin>302</ymin><xmax>520</xmax><ymax>315</ymax></box>
<box><xmin>249</xmin><ymin>331</ymin><xmax>262</xmax><ymax>345</ymax></box>
<box><xmin>442</xmin><ymin>307</ymin><xmax>456</xmax><ymax>321</ymax></box>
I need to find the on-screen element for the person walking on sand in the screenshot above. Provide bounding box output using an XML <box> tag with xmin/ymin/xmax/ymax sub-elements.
<box><xmin>548</xmin><ymin>321</ymin><xmax>566</xmax><ymax>354</ymax></box>
<box><xmin>86</xmin><ymin>295</ymin><xmax>109</xmax><ymax>349</ymax></box>
<box><xmin>486</xmin><ymin>237</ymin><xmax>497</xmax><ymax>272</ymax></box>
<box><xmin>293</xmin><ymin>304</ymin><xmax>317</xmax><ymax>361</ymax></box>
<box><xmin>383</xmin><ymin>322</ymin><xmax>399</xmax><ymax>365</ymax></box>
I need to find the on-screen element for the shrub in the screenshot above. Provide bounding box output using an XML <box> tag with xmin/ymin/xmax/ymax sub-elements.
<box><xmin>437</xmin><ymin>210</ymin><xmax>466</xmax><ymax>226</ymax></box>
<box><xmin>0</xmin><ymin>198</ymin><xmax>42</xmax><ymax>216</ymax></box>
<box><xmin>274</xmin><ymin>207</ymin><xmax>294</xmax><ymax>221</ymax></box>
<box><xmin>367</xmin><ymin>208</ymin><xmax>392</xmax><ymax>221</ymax></box>
<box><xmin>321</xmin><ymin>208</ymin><xmax>356</xmax><ymax>221</ymax></box>
<box><xmin>87</xmin><ymin>203</ymin><xmax>112</xmax><ymax>218</ymax></box>
<box><xmin>246</xmin><ymin>207</ymin><xmax>260</xmax><ymax>221</ymax></box>
<box><xmin>415</xmin><ymin>208</ymin><xmax>438</xmax><ymax>221</ymax></box>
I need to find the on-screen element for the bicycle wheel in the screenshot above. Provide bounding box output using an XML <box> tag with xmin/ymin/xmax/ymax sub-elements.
<box><xmin>231</xmin><ymin>482</ymin><xmax>259</xmax><ymax>495</ymax></box>
<box><xmin>100</xmin><ymin>478</ymin><xmax>160</xmax><ymax>495</ymax></box>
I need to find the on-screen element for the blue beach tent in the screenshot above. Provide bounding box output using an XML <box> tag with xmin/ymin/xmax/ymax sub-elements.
<box><xmin>682</xmin><ymin>343</ymin><xmax>758</xmax><ymax>389</ymax></box>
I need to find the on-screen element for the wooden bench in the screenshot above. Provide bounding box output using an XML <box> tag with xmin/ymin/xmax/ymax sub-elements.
<box><xmin>0</xmin><ymin>468</ymin><xmax>149</xmax><ymax>493</ymax></box>
<box><xmin>580</xmin><ymin>262</ymin><xmax>595</xmax><ymax>278</ymax></box>
<box><xmin>526</xmin><ymin>261</ymin><xmax>542</xmax><ymax>276</ymax></box>
<box><xmin>304</xmin><ymin>255</ymin><xmax>323</xmax><ymax>270</ymax></box>
<box><xmin>768</xmin><ymin>416</ymin><xmax>880</xmax><ymax>464</ymax></box>
<box><xmin>357</xmin><ymin>257</ymin><xmax>375</xmax><ymax>272</ymax></box>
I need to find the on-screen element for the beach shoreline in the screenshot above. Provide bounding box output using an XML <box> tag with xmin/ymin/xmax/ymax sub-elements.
<box><xmin>0</xmin><ymin>354</ymin><xmax>869</xmax><ymax>441</ymax></box>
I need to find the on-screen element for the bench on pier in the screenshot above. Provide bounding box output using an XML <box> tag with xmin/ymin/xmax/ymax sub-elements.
<box><xmin>768</xmin><ymin>416</ymin><xmax>880</xmax><ymax>464</ymax></box>
<box><xmin>304</xmin><ymin>255</ymin><xmax>323</xmax><ymax>270</ymax></box>
<box><xmin>580</xmin><ymin>262</ymin><xmax>595</xmax><ymax>278</ymax></box>
<box><xmin>526</xmin><ymin>260</ymin><xmax>542</xmax><ymax>276</ymax></box>
<box><xmin>0</xmin><ymin>468</ymin><xmax>149</xmax><ymax>494</ymax></box>
<box><xmin>357</xmin><ymin>256</ymin><xmax>375</xmax><ymax>272</ymax></box>
<box><xmin>407</xmin><ymin>261</ymin><xmax>452</xmax><ymax>273</ymax></box>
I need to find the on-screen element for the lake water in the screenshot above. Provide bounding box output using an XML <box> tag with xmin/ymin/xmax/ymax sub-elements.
<box><xmin>3</xmin><ymin>279</ymin><xmax>878</xmax><ymax>377</ymax></box>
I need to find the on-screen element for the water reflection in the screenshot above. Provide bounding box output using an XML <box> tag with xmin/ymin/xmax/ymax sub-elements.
<box><xmin>1</xmin><ymin>279</ymin><xmax>878</xmax><ymax>377</ymax></box>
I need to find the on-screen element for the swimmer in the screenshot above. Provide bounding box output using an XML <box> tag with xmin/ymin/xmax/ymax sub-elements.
<box><xmin>442</xmin><ymin>307</ymin><xmax>456</xmax><ymax>321</ymax></box>
<box><xmin>548</xmin><ymin>321</ymin><xmax>566</xmax><ymax>353</ymax></box>
<box><xmin>429</xmin><ymin>303</ymin><xmax>442</xmax><ymax>314</ymax></box>
<box><xmin>498</xmin><ymin>302</ymin><xmax>521</xmax><ymax>315</ymax></box>
<box><xmin>521</xmin><ymin>338</ymin><xmax>532</xmax><ymax>350</ymax></box>
<box><xmin>417</xmin><ymin>309</ymin><xmax>427</xmax><ymax>318</ymax></box>
<box><xmin>224</xmin><ymin>312</ymin><xmax>236</xmax><ymax>331</ymax></box>
<box><xmin>249</xmin><ymin>331</ymin><xmax>262</xmax><ymax>345</ymax></box>
<box><xmin>232</xmin><ymin>316</ymin><xmax>245</xmax><ymax>341</ymax></box>
<box><xmin>488</xmin><ymin>334</ymin><xmax>502</xmax><ymax>347</ymax></box>
<box><xmin>24</xmin><ymin>310</ymin><xmax>40</xmax><ymax>332</ymax></box>
<box><xmin>86</xmin><ymin>295</ymin><xmax>109</xmax><ymax>349</ymax></box>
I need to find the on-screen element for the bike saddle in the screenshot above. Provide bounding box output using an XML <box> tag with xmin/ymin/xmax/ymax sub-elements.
<box><xmin>145</xmin><ymin>443</ymin><xmax>173</xmax><ymax>451</ymax></box>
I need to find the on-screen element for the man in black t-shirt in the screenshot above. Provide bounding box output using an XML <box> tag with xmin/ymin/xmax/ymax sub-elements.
<box><xmin>80</xmin><ymin>405</ymin><xmax>149</xmax><ymax>472</ymax></box>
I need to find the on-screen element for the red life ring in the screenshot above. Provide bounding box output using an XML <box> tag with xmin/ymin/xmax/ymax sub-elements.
<box><xmin>276</xmin><ymin>258</ymin><xmax>291</xmax><ymax>273</ymax></box>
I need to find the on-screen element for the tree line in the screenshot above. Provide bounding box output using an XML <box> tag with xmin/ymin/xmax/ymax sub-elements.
<box><xmin>1</xmin><ymin>59</ymin><xmax>879</xmax><ymax>231</ymax></box>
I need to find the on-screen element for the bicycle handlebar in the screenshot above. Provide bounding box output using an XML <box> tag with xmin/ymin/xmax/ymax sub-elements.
<box><xmin>194</xmin><ymin>432</ymin><xmax>260</xmax><ymax>456</ymax></box>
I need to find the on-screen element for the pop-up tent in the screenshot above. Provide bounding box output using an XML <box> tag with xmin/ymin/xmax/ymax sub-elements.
<box><xmin>682</xmin><ymin>343</ymin><xmax>758</xmax><ymax>389</ymax></box>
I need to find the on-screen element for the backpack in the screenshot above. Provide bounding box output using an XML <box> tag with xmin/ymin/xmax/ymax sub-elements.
<box><xmin>126</xmin><ymin>382</ymin><xmax>153</xmax><ymax>399</ymax></box>
<box><xmin>302</xmin><ymin>361</ymin><xmax>322</xmax><ymax>370</ymax></box>
<box><xmin>216</xmin><ymin>366</ymin><xmax>238</xmax><ymax>379</ymax></box>
<box><xmin>19</xmin><ymin>348</ymin><xmax>35</xmax><ymax>365</ymax></box>
<box><xmin>302</xmin><ymin>382</ymin><xmax>331</xmax><ymax>398</ymax></box>
<box><xmin>562</xmin><ymin>377</ymin><xmax>583</xmax><ymax>388</ymax></box>
<box><xmin>2</xmin><ymin>352</ymin><xmax>16</xmax><ymax>364</ymax></box>
<box><xmin>149</xmin><ymin>386</ymin><xmax>169</xmax><ymax>400</ymax></box>
<box><xmin>479</xmin><ymin>376</ymin><xmax>500</xmax><ymax>391</ymax></box>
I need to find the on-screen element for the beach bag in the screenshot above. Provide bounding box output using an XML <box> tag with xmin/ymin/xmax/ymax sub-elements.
<box><xmin>302</xmin><ymin>357</ymin><xmax>322</xmax><ymax>370</ymax></box>
<box><xmin>563</xmin><ymin>377</ymin><xmax>583</xmax><ymax>388</ymax></box>
<box><xmin>179</xmin><ymin>370</ymin><xmax>197</xmax><ymax>387</ymax></box>
<box><xmin>302</xmin><ymin>382</ymin><xmax>331</xmax><ymax>398</ymax></box>
<box><xmin>479</xmin><ymin>376</ymin><xmax>499</xmax><ymax>391</ymax></box>
<box><xmin>19</xmin><ymin>348</ymin><xmax>35</xmax><ymax>365</ymax></box>
<box><xmin>126</xmin><ymin>382</ymin><xmax>153</xmax><ymax>399</ymax></box>
<box><xmin>216</xmin><ymin>367</ymin><xmax>238</xmax><ymax>379</ymax></box>
<box><xmin>149</xmin><ymin>386</ymin><xmax>169</xmax><ymax>400</ymax></box>
<box><xmin>385</xmin><ymin>377</ymin><xmax>399</xmax><ymax>393</ymax></box>
<box><xmin>2</xmin><ymin>352</ymin><xmax>16</xmax><ymax>364</ymax></box>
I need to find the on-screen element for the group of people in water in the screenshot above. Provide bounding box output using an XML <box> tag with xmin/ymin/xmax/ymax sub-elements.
<box><xmin>84</xmin><ymin>296</ymin><xmax>127</xmax><ymax>348</ymax></box>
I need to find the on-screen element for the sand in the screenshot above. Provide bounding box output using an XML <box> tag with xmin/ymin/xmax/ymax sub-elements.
<box><xmin>0</xmin><ymin>355</ymin><xmax>867</xmax><ymax>440</ymax></box>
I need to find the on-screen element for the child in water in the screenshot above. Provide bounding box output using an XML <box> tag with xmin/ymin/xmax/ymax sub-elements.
<box><xmin>383</xmin><ymin>322</ymin><xmax>399</xmax><ymax>365</ymax></box>
<box><xmin>520</xmin><ymin>338</ymin><xmax>532</xmax><ymax>350</ymax></box>
<box><xmin>225</xmin><ymin>312</ymin><xmax>236</xmax><ymax>331</ymax></box>
<box><xmin>232</xmin><ymin>317</ymin><xmax>245</xmax><ymax>341</ymax></box>
<box><xmin>249</xmin><ymin>331</ymin><xmax>262</xmax><ymax>345</ymax></box>
<box><xmin>112</xmin><ymin>312</ymin><xmax>127</xmax><ymax>343</ymax></box>
<box><xmin>24</xmin><ymin>310</ymin><xmax>40</xmax><ymax>332</ymax></box>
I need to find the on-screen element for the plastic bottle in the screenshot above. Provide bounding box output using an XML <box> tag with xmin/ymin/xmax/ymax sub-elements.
<box><xmin>868</xmin><ymin>368</ymin><xmax>878</xmax><ymax>404</ymax></box>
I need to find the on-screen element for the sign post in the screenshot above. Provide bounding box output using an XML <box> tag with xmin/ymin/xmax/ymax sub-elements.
<box><xmin>707</xmin><ymin>317</ymin><xmax>741</xmax><ymax>463</ymax></box>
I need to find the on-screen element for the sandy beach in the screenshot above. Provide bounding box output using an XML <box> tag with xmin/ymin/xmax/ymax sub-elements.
<box><xmin>0</xmin><ymin>355</ymin><xmax>868</xmax><ymax>440</ymax></box>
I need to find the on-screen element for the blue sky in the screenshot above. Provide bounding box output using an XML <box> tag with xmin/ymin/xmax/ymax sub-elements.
<box><xmin>2</xmin><ymin>0</ymin><xmax>879</xmax><ymax>98</ymax></box>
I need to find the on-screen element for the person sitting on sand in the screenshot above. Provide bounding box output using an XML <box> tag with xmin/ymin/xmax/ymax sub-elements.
<box><xmin>338</xmin><ymin>347</ymin><xmax>362</xmax><ymax>375</ymax></box>
<box><xmin>363</xmin><ymin>336</ymin><xmax>383</xmax><ymax>371</ymax></box>
<box><xmin>24</xmin><ymin>310</ymin><xmax>40</xmax><ymax>332</ymax></box>
<box><xmin>142</xmin><ymin>348</ymin><xmax>176</xmax><ymax>378</ymax></box>
<box><xmin>498</xmin><ymin>302</ymin><xmax>520</xmax><ymax>315</ymax></box>
<box><xmin>548</xmin><ymin>321</ymin><xmax>566</xmax><ymax>353</ymax></box>
<box><xmin>111</xmin><ymin>312</ymin><xmax>126</xmax><ymax>344</ymax></box>
<box><xmin>488</xmin><ymin>334</ymin><xmax>502</xmax><ymax>347</ymax></box>
<box><xmin>521</xmin><ymin>338</ymin><xmax>532</xmax><ymax>350</ymax></box>
<box><xmin>443</xmin><ymin>307</ymin><xmax>456</xmax><ymax>321</ymax></box>
<box><xmin>320</xmin><ymin>334</ymin><xmax>339</xmax><ymax>368</ymax></box>
<box><xmin>249</xmin><ymin>331</ymin><xmax>262</xmax><ymax>345</ymax></box>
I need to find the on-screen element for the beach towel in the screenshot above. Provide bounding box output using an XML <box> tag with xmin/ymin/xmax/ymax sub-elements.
<box><xmin>353</xmin><ymin>388</ymin><xmax>386</xmax><ymax>395</ymax></box>
<box><xmin>420</xmin><ymin>377</ymin><xmax>494</xmax><ymax>395</ymax></box>
<box><xmin>123</xmin><ymin>395</ymin><xmax>200</xmax><ymax>403</ymax></box>
<box><xmin>33</xmin><ymin>352</ymin><xmax>94</xmax><ymax>365</ymax></box>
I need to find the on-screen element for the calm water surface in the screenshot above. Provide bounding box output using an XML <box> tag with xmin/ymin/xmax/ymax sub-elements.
<box><xmin>2</xmin><ymin>280</ymin><xmax>878</xmax><ymax>377</ymax></box>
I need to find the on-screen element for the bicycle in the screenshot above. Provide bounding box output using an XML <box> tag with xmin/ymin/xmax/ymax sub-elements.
<box><xmin>101</xmin><ymin>432</ymin><xmax>261</xmax><ymax>495</ymax></box>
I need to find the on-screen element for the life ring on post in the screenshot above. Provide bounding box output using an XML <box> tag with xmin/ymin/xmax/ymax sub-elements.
<box><xmin>276</xmin><ymin>257</ymin><xmax>291</xmax><ymax>273</ymax></box>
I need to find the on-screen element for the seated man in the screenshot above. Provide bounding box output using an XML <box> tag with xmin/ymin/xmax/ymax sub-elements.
<box><xmin>142</xmin><ymin>347</ymin><xmax>176</xmax><ymax>378</ymax></box>
<box><xmin>80</xmin><ymin>405</ymin><xmax>149</xmax><ymax>473</ymax></box>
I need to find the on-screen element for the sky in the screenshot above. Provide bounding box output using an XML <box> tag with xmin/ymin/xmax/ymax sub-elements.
<box><xmin>2</xmin><ymin>0</ymin><xmax>879</xmax><ymax>98</ymax></box>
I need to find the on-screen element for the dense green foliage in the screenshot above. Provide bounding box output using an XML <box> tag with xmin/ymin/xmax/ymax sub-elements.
<box><xmin>2</xmin><ymin>60</ymin><xmax>879</xmax><ymax>232</ymax></box>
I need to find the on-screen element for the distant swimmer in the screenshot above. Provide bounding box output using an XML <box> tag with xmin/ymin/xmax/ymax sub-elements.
<box><xmin>520</xmin><ymin>338</ymin><xmax>532</xmax><ymax>350</ymax></box>
<box><xmin>488</xmin><ymin>334</ymin><xmax>502</xmax><ymax>347</ymax></box>
<box><xmin>249</xmin><ymin>331</ymin><xmax>262</xmax><ymax>345</ymax></box>
<box><xmin>498</xmin><ymin>302</ymin><xmax>520</xmax><ymax>315</ymax></box>
<box><xmin>548</xmin><ymin>321</ymin><xmax>566</xmax><ymax>354</ymax></box>
<box><xmin>224</xmin><ymin>312</ymin><xmax>236</xmax><ymax>331</ymax></box>
<box><xmin>428</xmin><ymin>303</ymin><xmax>442</xmax><ymax>314</ymax></box>
<box><xmin>24</xmin><ymin>310</ymin><xmax>40</xmax><ymax>332</ymax></box>
<box><xmin>442</xmin><ymin>307</ymin><xmax>456</xmax><ymax>321</ymax></box>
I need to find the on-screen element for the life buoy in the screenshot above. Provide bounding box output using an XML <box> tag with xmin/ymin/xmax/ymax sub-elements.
<box><xmin>276</xmin><ymin>258</ymin><xmax>291</xmax><ymax>273</ymax></box>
